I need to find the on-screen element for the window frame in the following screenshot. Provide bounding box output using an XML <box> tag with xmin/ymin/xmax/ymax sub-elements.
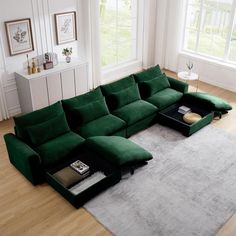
<box><xmin>182</xmin><ymin>0</ymin><xmax>236</xmax><ymax>65</ymax></box>
<box><xmin>100</xmin><ymin>0</ymin><xmax>144</xmax><ymax>82</ymax></box>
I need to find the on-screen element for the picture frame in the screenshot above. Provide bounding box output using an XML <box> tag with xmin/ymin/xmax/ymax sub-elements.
<box><xmin>55</xmin><ymin>11</ymin><xmax>77</xmax><ymax>45</ymax></box>
<box><xmin>5</xmin><ymin>18</ymin><xmax>34</xmax><ymax>56</ymax></box>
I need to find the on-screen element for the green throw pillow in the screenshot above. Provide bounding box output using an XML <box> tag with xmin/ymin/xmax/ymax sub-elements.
<box><xmin>140</xmin><ymin>74</ymin><xmax>170</xmax><ymax>97</ymax></box>
<box><xmin>108</xmin><ymin>84</ymin><xmax>141</xmax><ymax>110</ymax></box>
<box><xmin>72</xmin><ymin>98</ymin><xmax>109</xmax><ymax>124</ymax></box>
<box><xmin>134</xmin><ymin>65</ymin><xmax>162</xmax><ymax>83</ymax></box>
<box><xmin>27</xmin><ymin>113</ymin><xmax>70</xmax><ymax>146</ymax></box>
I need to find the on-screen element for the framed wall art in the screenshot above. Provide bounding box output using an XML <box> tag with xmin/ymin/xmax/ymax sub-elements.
<box><xmin>55</xmin><ymin>11</ymin><xmax>77</xmax><ymax>45</ymax></box>
<box><xmin>5</xmin><ymin>18</ymin><xmax>34</xmax><ymax>56</ymax></box>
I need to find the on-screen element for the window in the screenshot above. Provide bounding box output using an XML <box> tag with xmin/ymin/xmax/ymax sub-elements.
<box><xmin>183</xmin><ymin>0</ymin><xmax>236</xmax><ymax>64</ymax></box>
<box><xmin>99</xmin><ymin>0</ymin><xmax>138</xmax><ymax>68</ymax></box>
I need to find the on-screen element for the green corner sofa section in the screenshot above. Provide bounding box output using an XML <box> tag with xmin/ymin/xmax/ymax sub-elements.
<box><xmin>4</xmin><ymin>64</ymin><xmax>189</xmax><ymax>185</ymax></box>
<box><xmin>5</xmin><ymin>102</ymin><xmax>85</xmax><ymax>185</ymax></box>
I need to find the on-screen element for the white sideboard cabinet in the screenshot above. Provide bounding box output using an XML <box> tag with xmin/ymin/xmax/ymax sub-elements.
<box><xmin>15</xmin><ymin>60</ymin><xmax>89</xmax><ymax>113</ymax></box>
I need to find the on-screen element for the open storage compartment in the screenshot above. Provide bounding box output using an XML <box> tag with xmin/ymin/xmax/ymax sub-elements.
<box><xmin>157</xmin><ymin>102</ymin><xmax>214</xmax><ymax>136</ymax></box>
<box><xmin>45</xmin><ymin>150</ymin><xmax>121</xmax><ymax>208</ymax></box>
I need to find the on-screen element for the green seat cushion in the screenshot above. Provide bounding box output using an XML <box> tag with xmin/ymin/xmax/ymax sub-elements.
<box><xmin>62</xmin><ymin>87</ymin><xmax>104</xmax><ymax>128</ymax></box>
<box><xmin>146</xmin><ymin>88</ymin><xmax>183</xmax><ymax>110</ymax></box>
<box><xmin>139</xmin><ymin>74</ymin><xmax>170</xmax><ymax>98</ymax></box>
<box><xmin>101</xmin><ymin>75</ymin><xmax>136</xmax><ymax>96</ymax></box>
<box><xmin>27</xmin><ymin>113</ymin><xmax>70</xmax><ymax>146</ymax></box>
<box><xmin>37</xmin><ymin>132</ymin><xmax>84</xmax><ymax>167</ymax></box>
<box><xmin>112</xmin><ymin>100</ymin><xmax>157</xmax><ymax>125</ymax></box>
<box><xmin>72</xmin><ymin>98</ymin><xmax>109</xmax><ymax>124</ymax></box>
<box><xmin>14</xmin><ymin>102</ymin><xmax>64</xmax><ymax>142</ymax></box>
<box><xmin>184</xmin><ymin>92</ymin><xmax>232</xmax><ymax>111</ymax></box>
<box><xmin>134</xmin><ymin>65</ymin><xmax>162</xmax><ymax>83</ymax></box>
<box><xmin>77</xmin><ymin>114</ymin><xmax>126</xmax><ymax>138</ymax></box>
<box><xmin>85</xmin><ymin>136</ymin><xmax>153</xmax><ymax>166</ymax></box>
<box><xmin>108</xmin><ymin>84</ymin><xmax>141</xmax><ymax>110</ymax></box>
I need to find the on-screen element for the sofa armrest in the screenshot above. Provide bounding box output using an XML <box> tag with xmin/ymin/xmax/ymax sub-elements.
<box><xmin>167</xmin><ymin>76</ymin><xmax>189</xmax><ymax>94</ymax></box>
<box><xmin>4</xmin><ymin>133</ymin><xmax>44</xmax><ymax>185</ymax></box>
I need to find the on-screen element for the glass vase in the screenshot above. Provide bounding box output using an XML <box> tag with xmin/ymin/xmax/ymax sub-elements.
<box><xmin>66</xmin><ymin>56</ymin><xmax>71</xmax><ymax>63</ymax></box>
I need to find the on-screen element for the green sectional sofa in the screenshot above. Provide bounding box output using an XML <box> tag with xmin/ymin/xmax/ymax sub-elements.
<box><xmin>4</xmin><ymin>64</ymin><xmax>190</xmax><ymax>186</ymax></box>
<box><xmin>5</xmin><ymin>64</ymin><xmax>232</xmax><ymax>207</ymax></box>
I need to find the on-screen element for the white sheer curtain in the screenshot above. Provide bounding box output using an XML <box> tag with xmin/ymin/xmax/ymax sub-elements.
<box><xmin>155</xmin><ymin>0</ymin><xmax>187</xmax><ymax>72</ymax></box>
<box><xmin>83</xmin><ymin>0</ymin><xmax>102</xmax><ymax>89</ymax></box>
<box><xmin>142</xmin><ymin>0</ymin><xmax>158</xmax><ymax>69</ymax></box>
<box><xmin>0</xmin><ymin>79</ymin><xmax>9</xmax><ymax>121</ymax></box>
<box><xmin>0</xmin><ymin>35</ymin><xmax>9</xmax><ymax>121</ymax></box>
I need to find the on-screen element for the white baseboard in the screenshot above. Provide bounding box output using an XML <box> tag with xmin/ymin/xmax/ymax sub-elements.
<box><xmin>8</xmin><ymin>105</ymin><xmax>21</xmax><ymax>117</ymax></box>
<box><xmin>200</xmin><ymin>76</ymin><xmax>236</xmax><ymax>93</ymax></box>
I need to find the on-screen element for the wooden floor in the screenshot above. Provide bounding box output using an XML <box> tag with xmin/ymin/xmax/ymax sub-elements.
<box><xmin>0</xmin><ymin>71</ymin><xmax>236</xmax><ymax>236</ymax></box>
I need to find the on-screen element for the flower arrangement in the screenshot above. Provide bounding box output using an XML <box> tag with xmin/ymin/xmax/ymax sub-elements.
<box><xmin>62</xmin><ymin>47</ymin><xmax>72</xmax><ymax>56</ymax></box>
<box><xmin>186</xmin><ymin>61</ymin><xmax>193</xmax><ymax>71</ymax></box>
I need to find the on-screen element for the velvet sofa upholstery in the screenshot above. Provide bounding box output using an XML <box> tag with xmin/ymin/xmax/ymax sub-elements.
<box><xmin>101</xmin><ymin>75</ymin><xmax>158</xmax><ymax>137</ymax></box>
<box><xmin>62</xmin><ymin>88</ymin><xmax>126</xmax><ymax>138</ymax></box>
<box><xmin>4</xmin><ymin>64</ymin><xmax>191</xmax><ymax>186</ymax></box>
<box><xmin>134</xmin><ymin>65</ymin><xmax>188</xmax><ymax>110</ymax></box>
<box><xmin>4</xmin><ymin>102</ymin><xmax>85</xmax><ymax>184</ymax></box>
<box><xmin>184</xmin><ymin>92</ymin><xmax>232</xmax><ymax>113</ymax></box>
<box><xmin>85</xmin><ymin>136</ymin><xmax>153</xmax><ymax>167</ymax></box>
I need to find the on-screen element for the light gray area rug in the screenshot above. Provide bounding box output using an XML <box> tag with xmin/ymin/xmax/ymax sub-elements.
<box><xmin>85</xmin><ymin>124</ymin><xmax>236</xmax><ymax>236</ymax></box>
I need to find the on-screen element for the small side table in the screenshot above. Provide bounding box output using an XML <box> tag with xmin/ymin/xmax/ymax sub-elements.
<box><xmin>177</xmin><ymin>71</ymin><xmax>199</xmax><ymax>92</ymax></box>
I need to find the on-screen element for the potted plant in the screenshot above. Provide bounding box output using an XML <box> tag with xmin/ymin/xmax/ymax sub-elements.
<box><xmin>62</xmin><ymin>47</ymin><xmax>72</xmax><ymax>63</ymax></box>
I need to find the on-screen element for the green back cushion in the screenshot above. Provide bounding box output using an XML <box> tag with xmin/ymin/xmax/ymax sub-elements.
<box><xmin>101</xmin><ymin>75</ymin><xmax>135</xmax><ymax>96</ymax></box>
<box><xmin>134</xmin><ymin>65</ymin><xmax>162</xmax><ymax>83</ymax></box>
<box><xmin>101</xmin><ymin>75</ymin><xmax>140</xmax><ymax>110</ymax></box>
<box><xmin>72</xmin><ymin>98</ymin><xmax>109</xmax><ymax>124</ymax></box>
<box><xmin>184</xmin><ymin>92</ymin><xmax>232</xmax><ymax>111</ymax></box>
<box><xmin>27</xmin><ymin>113</ymin><xmax>70</xmax><ymax>146</ymax></box>
<box><xmin>108</xmin><ymin>84</ymin><xmax>141</xmax><ymax>110</ymax></box>
<box><xmin>139</xmin><ymin>74</ymin><xmax>170</xmax><ymax>98</ymax></box>
<box><xmin>14</xmin><ymin>102</ymin><xmax>64</xmax><ymax>142</ymax></box>
<box><xmin>62</xmin><ymin>87</ymin><xmax>104</xmax><ymax>128</ymax></box>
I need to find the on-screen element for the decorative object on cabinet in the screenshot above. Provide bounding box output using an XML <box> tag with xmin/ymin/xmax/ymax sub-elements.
<box><xmin>62</xmin><ymin>47</ymin><xmax>72</xmax><ymax>63</ymax></box>
<box><xmin>55</xmin><ymin>11</ymin><xmax>77</xmax><ymax>45</ymax></box>
<box><xmin>37</xmin><ymin>58</ymin><xmax>41</xmax><ymax>73</ymax></box>
<box><xmin>43</xmin><ymin>53</ymin><xmax>54</xmax><ymax>70</ymax></box>
<box><xmin>26</xmin><ymin>54</ymin><xmax>31</xmax><ymax>75</ymax></box>
<box><xmin>5</xmin><ymin>18</ymin><xmax>34</xmax><ymax>56</ymax></box>
<box><xmin>32</xmin><ymin>58</ymin><xmax>37</xmax><ymax>74</ymax></box>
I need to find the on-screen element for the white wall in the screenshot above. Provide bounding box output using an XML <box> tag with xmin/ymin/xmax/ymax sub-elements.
<box><xmin>0</xmin><ymin>0</ymin><xmax>86</xmax><ymax>117</ymax></box>
<box><xmin>178</xmin><ymin>53</ymin><xmax>236</xmax><ymax>93</ymax></box>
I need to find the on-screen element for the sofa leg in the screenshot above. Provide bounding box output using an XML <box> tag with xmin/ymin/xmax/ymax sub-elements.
<box><xmin>130</xmin><ymin>167</ymin><xmax>134</xmax><ymax>175</ymax></box>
